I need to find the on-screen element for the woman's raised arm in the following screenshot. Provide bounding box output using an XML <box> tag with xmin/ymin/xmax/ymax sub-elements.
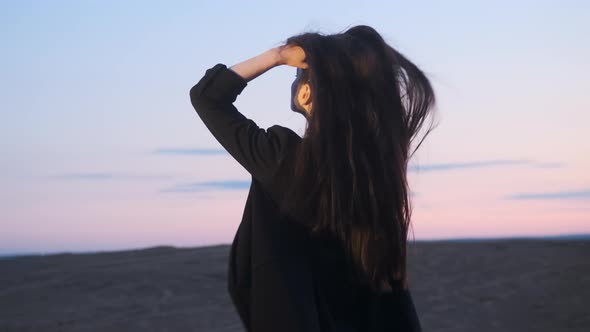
<box><xmin>228</xmin><ymin>47</ymin><xmax>282</xmax><ymax>82</ymax></box>
<box><xmin>188</xmin><ymin>48</ymin><xmax>299</xmax><ymax>185</ymax></box>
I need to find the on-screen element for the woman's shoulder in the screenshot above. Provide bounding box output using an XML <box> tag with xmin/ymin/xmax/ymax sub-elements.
<box><xmin>267</xmin><ymin>125</ymin><xmax>302</xmax><ymax>145</ymax></box>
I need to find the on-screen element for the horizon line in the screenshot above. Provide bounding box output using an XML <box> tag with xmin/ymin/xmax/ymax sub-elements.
<box><xmin>1</xmin><ymin>232</ymin><xmax>588</xmax><ymax>259</ymax></box>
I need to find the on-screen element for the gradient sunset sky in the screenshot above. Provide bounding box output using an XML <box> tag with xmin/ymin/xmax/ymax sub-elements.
<box><xmin>2</xmin><ymin>0</ymin><xmax>588</xmax><ymax>255</ymax></box>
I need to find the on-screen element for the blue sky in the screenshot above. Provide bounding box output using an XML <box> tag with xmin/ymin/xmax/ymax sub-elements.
<box><xmin>1</xmin><ymin>0</ymin><xmax>589</xmax><ymax>255</ymax></box>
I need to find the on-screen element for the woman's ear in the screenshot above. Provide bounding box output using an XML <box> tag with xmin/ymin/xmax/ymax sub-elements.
<box><xmin>301</xmin><ymin>82</ymin><xmax>312</xmax><ymax>105</ymax></box>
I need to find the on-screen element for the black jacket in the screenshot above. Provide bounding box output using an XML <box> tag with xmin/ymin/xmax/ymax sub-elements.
<box><xmin>189</xmin><ymin>63</ymin><xmax>422</xmax><ymax>332</ymax></box>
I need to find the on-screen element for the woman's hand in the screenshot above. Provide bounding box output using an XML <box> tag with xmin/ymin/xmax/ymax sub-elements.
<box><xmin>275</xmin><ymin>44</ymin><xmax>308</xmax><ymax>69</ymax></box>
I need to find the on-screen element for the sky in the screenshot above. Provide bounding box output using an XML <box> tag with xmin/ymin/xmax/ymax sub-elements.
<box><xmin>1</xmin><ymin>0</ymin><xmax>589</xmax><ymax>255</ymax></box>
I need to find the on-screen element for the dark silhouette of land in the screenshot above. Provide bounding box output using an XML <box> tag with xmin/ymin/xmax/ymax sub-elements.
<box><xmin>1</xmin><ymin>238</ymin><xmax>588</xmax><ymax>331</ymax></box>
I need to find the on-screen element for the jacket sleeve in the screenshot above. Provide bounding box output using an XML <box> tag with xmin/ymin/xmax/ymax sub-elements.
<box><xmin>189</xmin><ymin>63</ymin><xmax>297</xmax><ymax>184</ymax></box>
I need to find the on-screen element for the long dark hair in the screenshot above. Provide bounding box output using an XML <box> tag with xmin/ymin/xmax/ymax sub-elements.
<box><xmin>278</xmin><ymin>24</ymin><xmax>438</xmax><ymax>292</ymax></box>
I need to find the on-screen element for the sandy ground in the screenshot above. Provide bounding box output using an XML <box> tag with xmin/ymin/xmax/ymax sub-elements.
<box><xmin>0</xmin><ymin>239</ymin><xmax>588</xmax><ymax>332</ymax></box>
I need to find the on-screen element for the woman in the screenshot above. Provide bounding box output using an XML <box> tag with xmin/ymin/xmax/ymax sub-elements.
<box><xmin>190</xmin><ymin>24</ymin><xmax>436</xmax><ymax>332</ymax></box>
